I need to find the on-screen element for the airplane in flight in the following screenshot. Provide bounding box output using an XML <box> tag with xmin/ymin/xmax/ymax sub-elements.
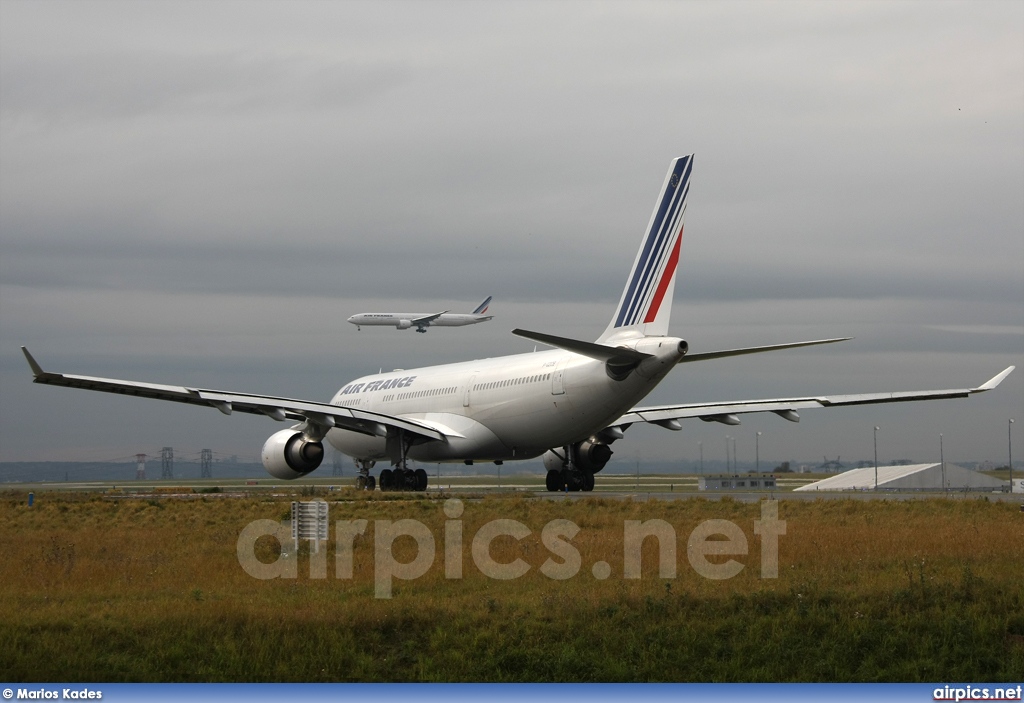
<box><xmin>21</xmin><ymin>155</ymin><xmax>1014</xmax><ymax>492</ymax></box>
<box><xmin>347</xmin><ymin>296</ymin><xmax>493</xmax><ymax>333</ymax></box>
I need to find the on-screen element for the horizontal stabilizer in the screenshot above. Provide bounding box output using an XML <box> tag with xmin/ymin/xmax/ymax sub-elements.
<box><xmin>512</xmin><ymin>329</ymin><xmax>652</xmax><ymax>366</ymax></box>
<box><xmin>679</xmin><ymin>337</ymin><xmax>851</xmax><ymax>364</ymax></box>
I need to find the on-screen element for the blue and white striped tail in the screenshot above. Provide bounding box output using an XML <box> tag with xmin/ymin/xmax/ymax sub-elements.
<box><xmin>598</xmin><ymin>154</ymin><xmax>692</xmax><ymax>343</ymax></box>
<box><xmin>473</xmin><ymin>296</ymin><xmax>492</xmax><ymax>315</ymax></box>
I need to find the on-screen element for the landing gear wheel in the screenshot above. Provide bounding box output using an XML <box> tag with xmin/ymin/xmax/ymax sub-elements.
<box><xmin>561</xmin><ymin>468</ymin><xmax>577</xmax><ymax>492</ymax></box>
<box><xmin>354</xmin><ymin>459</ymin><xmax>376</xmax><ymax>491</ymax></box>
<box><xmin>415</xmin><ymin>468</ymin><xmax>428</xmax><ymax>492</ymax></box>
<box><xmin>546</xmin><ymin>469</ymin><xmax>562</xmax><ymax>492</ymax></box>
<box><xmin>366</xmin><ymin>475</ymin><xmax>376</xmax><ymax>491</ymax></box>
<box><xmin>379</xmin><ymin>469</ymin><xmax>394</xmax><ymax>492</ymax></box>
<box><xmin>582</xmin><ymin>471</ymin><xmax>595</xmax><ymax>492</ymax></box>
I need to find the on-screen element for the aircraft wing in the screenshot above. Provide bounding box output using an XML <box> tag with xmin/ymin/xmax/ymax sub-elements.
<box><xmin>412</xmin><ymin>311</ymin><xmax>448</xmax><ymax>325</ymax></box>
<box><xmin>20</xmin><ymin>347</ymin><xmax>447</xmax><ymax>442</ymax></box>
<box><xmin>613</xmin><ymin>366</ymin><xmax>1015</xmax><ymax>428</ymax></box>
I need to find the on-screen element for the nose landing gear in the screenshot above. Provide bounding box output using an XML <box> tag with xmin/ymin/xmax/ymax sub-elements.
<box><xmin>354</xmin><ymin>459</ymin><xmax>376</xmax><ymax>491</ymax></box>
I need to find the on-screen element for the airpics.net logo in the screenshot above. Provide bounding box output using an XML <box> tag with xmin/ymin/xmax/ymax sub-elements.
<box><xmin>934</xmin><ymin>684</ymin><xmax>1023</xmax><ymax>701</ymax></box>
<box><xmin>235</xmin><ymin>499</ymin><xmax>786</xmax><ymax>598</ymax></box>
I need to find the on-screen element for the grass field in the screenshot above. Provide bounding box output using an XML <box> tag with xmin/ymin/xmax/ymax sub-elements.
<box><xmin>1</xmin><ymin>489</ymin><xmax>1022</xmax><ymax>682</ymax></box>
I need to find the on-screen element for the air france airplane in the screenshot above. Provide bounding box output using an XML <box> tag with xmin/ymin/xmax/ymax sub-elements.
<box><xmin>21</xmin><ymin>155</ymin><xmax>1014</xmax><ymax>493</ymax></box>
<box><xmin>348</xmin><ymin>297</ymin><xmax>493</xmax><ymax>333</ymax></box>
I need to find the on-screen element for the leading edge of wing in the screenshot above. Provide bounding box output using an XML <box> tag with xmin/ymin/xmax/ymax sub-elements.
<box><xmin>412</xmin><ymin>311</ymin><xmax>448</xmax><ymax>325</ymax></box>
<box><xmin>615</xmin><ymin>366</ymin><xmax>1015</xmax><ymax>427</ymax></box>
<box><xmin>20</xmin><ymin>347</ymin><xmax>446</xmax><ymax>442</ymax></box>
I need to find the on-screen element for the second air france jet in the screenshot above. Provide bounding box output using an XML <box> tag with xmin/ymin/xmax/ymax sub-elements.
<box><xmin>348</xmin><ymin>297</ymin><xmax>493</xmax><ymax>333</ymax></box>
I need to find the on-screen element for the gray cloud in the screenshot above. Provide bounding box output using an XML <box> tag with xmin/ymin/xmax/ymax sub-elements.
<box><xmin>1</xmin><ymin>0</ymin><xmax>1021</xmax><ymax>465</ymax></box>
<box><xmin>0</xmin><ymin>51</ymin><xmax>410</xmax><ymax>120</ymax></box>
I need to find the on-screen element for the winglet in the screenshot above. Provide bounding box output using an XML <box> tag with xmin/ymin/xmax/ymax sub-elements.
<box><xmin>975</xmin><ymin>366</ymin><xmax>1014</xmax><ymax>392</ymax></box>
<box><xmin>21</xmin><ymin>347</ymin><xmax>45</xmax><ymax>378</ymax></box>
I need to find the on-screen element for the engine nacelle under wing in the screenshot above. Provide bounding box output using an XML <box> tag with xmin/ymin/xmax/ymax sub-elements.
<box><xmin>541</xmin><ymin>440</ymin><xmax>613</xmax><ymax>474</ymax></box>
<box><xmin>541</xmin><ymin>450</ymin><xmax>563</xmax><ymax>473</ymax></box>
<box><xmin>262</xmin><ymin>429</ymin><xmax>324</xmax><ymax>480</ymax></box>
<box><xmin>574</xmin><ymin>440</ymin><xmax>612</xmax><ymax>473</ymax></box>
<box><xmin>397</xmin><ymin>319</ymin><xmax>413</xmax><ymax>330</ymax></box>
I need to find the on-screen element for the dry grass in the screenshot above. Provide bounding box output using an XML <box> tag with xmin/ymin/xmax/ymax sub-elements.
<box><xmin>1</xmin><ymin>490</ymin><xmax>1022</xmax><ymax>681</ymax></box>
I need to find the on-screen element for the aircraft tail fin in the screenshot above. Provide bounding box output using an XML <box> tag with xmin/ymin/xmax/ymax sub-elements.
<box><xmin>597</xmin><ymin>155</ymin><xmax>692</xmax><ymax>344</ymax></box>
<box><xmin>473</xmin><ymin>296</ymin><xmax>493</xmax><ymax>315</ymax></box>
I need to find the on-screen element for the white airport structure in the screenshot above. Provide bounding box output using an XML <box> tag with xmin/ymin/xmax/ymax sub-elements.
<box><xmin>291</xmin><ymin>500</ymin><xmax>329</xmax><ymax>553</ymax></box>
<box><xmin>699</xmin><ymin>474</ymin><xmax>777</xmax><ymax>491</ymax></box>
<box><xmin>795</xmin><ymin>463</ymin><xmax>1006</xmax><ymax>492</ymax></box>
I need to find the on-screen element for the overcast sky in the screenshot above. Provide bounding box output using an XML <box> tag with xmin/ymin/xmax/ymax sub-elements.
<box><xmin>1</xmin><ymin>0</ymin><xmax>1021</xmax><ymax>470</ymax></box>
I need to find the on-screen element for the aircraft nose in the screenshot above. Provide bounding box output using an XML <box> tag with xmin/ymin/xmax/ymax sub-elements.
<box><xmin>346</xmin><ymin>315</ymin><xmax>356</xmax><ymax>323</ymax></box>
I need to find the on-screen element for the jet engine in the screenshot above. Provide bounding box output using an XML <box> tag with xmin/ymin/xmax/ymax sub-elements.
<box><xmin>542</xmin><ymin>440</ymin><xmax>613</xmax><ymax>474</ymax></box>
<box><xmin>397</xmin><ymin>319</ymin><xmax>413</xmax><ymax>330</ymax></box>
<box><xmin>574</xmin><ymin>440</ymin><xmax>612</xmax><ymax>472</ymax></box>
<box><xmin>261</xmin><ymin>429</ymin><xmax>325</xmax><ymax>480</ymax></box>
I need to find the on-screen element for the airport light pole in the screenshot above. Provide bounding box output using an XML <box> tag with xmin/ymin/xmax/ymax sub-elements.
<box><xmin>725</xmin><ymin>436</ymin><xmax>731</xmax><ymax>472</ymax></box>
<box><xmin>940</xmin><ymin>433</ymin><xmax>945</xmax><ymax>493</ymax></box>
<box><xmin>698</xmin><ymin>441</ymin><xmax>703</xmax><ymax>474</ymax></box>
<box><xmin>756</xmin><ymin>432</ymin><xmax>762</xmax><ymax>473</ymax></box>
<box><xmin>1010</xmin><ymin>419</ymin><xmax>1015</xmax><ymax>492</ymax></box>
<box><xmin>874</xmin><ymin>426</ymin><xmax>880</xmax><ymax>490</ymax></box>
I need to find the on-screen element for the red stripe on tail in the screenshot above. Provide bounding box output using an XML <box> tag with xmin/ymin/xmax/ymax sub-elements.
<box><xmin>643</xmin><ymin>227</ymin><xmax>683</xmax><ymax>324</ymax></box>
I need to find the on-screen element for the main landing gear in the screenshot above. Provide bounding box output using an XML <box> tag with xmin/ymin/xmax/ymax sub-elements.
<box><xmin>544</xmin><ymin>445</ymin><xmax>598</xmax><ymax>492</ymax></box>
<box><xmin>545</xmin><ymin>466</ymin><xmax>595</xmax><ymax>492</ymax></box>
<box><xmin>353</xmin><ymin>429</ymin><xmax>430</xmax><ymax>492</ymax></box>
<box><xmin>353</xmin><ymin>461</ymin><xmax>428</xmax><ymax>492</ymax></box>
<box><xmin>379</xmin><ymin>467</ymin><xmax>428</xmax><ymax>492</ymax></box>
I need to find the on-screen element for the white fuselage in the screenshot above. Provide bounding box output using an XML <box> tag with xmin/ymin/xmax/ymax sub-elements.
<box><xmin>326</xmin><ymin>337</ymin><xmax>686</xmax><ymax>464</ymax></box>
<box><xmin>347</xmin><ymin>312</ymin><xmax>491</xmax><ymax>329</ymax></box>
